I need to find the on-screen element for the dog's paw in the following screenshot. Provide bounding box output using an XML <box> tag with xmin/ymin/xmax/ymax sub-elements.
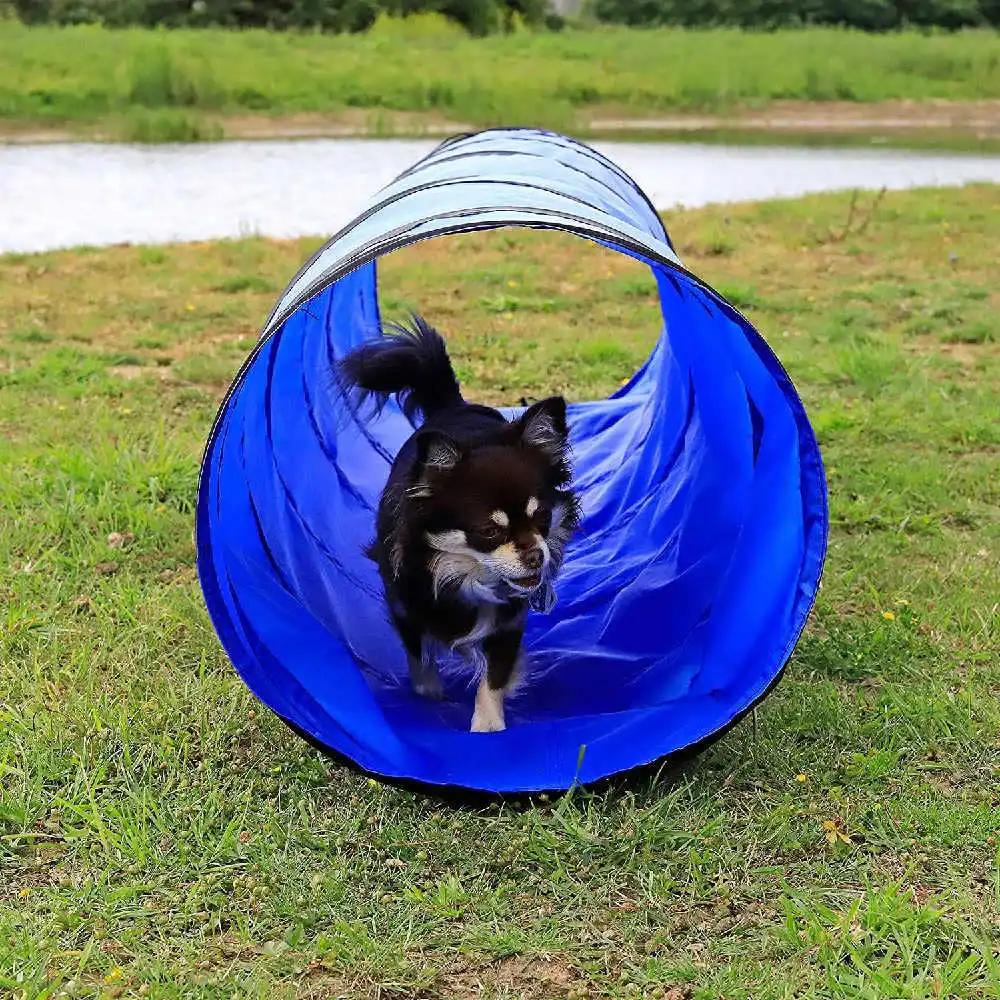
<box><xmin>470</xmin><ymin>709</ymin><xmax>506</xmax><ymax>733</ymax></box>
<box><xmin>412</xmin><ymin>675</ymin><xmax>445</xmax><ymax>701</ymax></box>
<box><xmin>408</xmin><ymin>655</ymin><xmax>445</xmax><ymax>701</ymax></box>
<box><xmin>471</xmin><ymin>676</ymin><xmax>506</xmax><ymax>731</ymax></box>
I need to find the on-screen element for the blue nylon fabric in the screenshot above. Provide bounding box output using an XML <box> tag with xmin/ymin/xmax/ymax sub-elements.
<box><xmin>196</xmin><ymin>129</ymin><xmax>829</xmax><ymax>793</ymax></box>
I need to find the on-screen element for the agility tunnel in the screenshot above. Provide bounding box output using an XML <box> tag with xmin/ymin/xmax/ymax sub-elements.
<box><xmin>196</xmin><ymin>128</ymin><xmax>828</xmax><ymax>794</ymax></box>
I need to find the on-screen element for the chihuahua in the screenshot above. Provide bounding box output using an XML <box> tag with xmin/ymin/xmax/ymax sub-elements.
<box><xmin>338</xmin><ymin>316</ymin><xmax>580</xmax><ymax>732</ymax></box>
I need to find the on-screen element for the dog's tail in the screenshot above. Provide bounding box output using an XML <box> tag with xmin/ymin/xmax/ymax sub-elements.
<box><xmin>338</xmin><ymin>314</ymin><xmax>463</xmax><ymax>423</ymax></box>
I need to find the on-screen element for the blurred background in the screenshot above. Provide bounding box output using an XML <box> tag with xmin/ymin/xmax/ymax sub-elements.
<box><xmin>3</xmin><ymin>0</ymin><xmax>1000</xmax><ymax>250</ymax></box>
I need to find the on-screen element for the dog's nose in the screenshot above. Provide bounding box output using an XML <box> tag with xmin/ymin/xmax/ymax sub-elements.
<box><xmin>523</xmin><ymin>547</ymin><xmax>544</xmax><ymax>571</ymax></box>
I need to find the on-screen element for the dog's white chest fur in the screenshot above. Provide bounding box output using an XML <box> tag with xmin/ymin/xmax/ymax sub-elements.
<box><xmin>454</xmin><ymin>605</ymin><xmax>496</xmax><ymax>648</ymax></box>
<box><xmin>426</xmin><ymin>529</ymin><xmax>507</xmax><ymax>605</ymax></box>
<box><xmin>450</xmin><ymin>605</ymin><xmax>495</xmax><ymax>675</ymax></box>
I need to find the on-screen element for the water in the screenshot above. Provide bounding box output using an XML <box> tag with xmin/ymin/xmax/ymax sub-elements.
<box><xmin>2</xmin><ymin>138</ymin><xmax>999</xmax><ymax>254</ymax></box>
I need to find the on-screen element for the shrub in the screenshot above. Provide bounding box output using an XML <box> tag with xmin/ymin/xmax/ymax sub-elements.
<box><xmin>587</xmin><ymin>0</ymin><xmax>995</xmax><ymax>27</ymax></box>
<box><xmin>12</xmin><ymin>0</ymin><xmax>549</xmax><ymax>33</ymax></box>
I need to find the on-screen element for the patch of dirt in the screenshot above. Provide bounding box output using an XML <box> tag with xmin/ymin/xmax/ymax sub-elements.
<box><xmin>938</xmin><ymin>341</ymin><xmax>997</xmax><ymax>365</ymax></box>
<box><xmin>4</xmin><ymin>99</ymin><xmax>1000</xmax><ymax>145</ymax></box>
<box><xmin>217</xmin><ymin>108</ymin><xmax>472</xmax><ymax>140</ymax></box>
<box><xmin>439</xmin><ymin>954</ymin><xmax>579</xmax><ymax>999</ymax></box>
<box><xmin>108</xmin><ymin>364</ymin><xmax>175</xmax><ymax>381</ymax></box>
<box><xmin>591</xmin><ymin>99</ymin><xmax>1000</xmax><ymax>138</ymax></box>
<box><xmin>908</xmin><ymin>335</ymin><xmax>999</xmax><ymax>366</ymax></box>
<box><xmin>0</xmin><ymin>109</ymin><xmax>472</xmax><ymax>145</ymax></box>
<box><xmin>294</xmin><ymin>974</ymin><xmax>360</xmax><ymax>1000</ymax></box>
<box><xmin>0</xmin><ymin>125</ymin><xmax>78</xmax><ymax>144</ymax></box>
<box><xmin>496</xmin><ymin>955</ymin><xmax>574</xmax><ymax>990</ymax></box>
<box><xmin>4</xmin><ymin>849</ymin><xmax>74</xmax><ymax>895</ymax></box>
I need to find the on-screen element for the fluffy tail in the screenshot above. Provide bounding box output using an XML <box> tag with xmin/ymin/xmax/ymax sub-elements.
<box><xmin>338</xmin><ymin>315</ymin><xmax>463</xmax><ymax>422</ymax></box>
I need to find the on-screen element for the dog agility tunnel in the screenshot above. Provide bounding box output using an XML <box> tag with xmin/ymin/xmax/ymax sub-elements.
<box><xmin>196</xmin><ymin>128</ymin><xmax>828</xmax><ymax>794</ymax></box>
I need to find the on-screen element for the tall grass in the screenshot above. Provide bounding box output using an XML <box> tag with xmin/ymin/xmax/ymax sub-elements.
<box><xmin>1</xmin><ymin>22</ymin><xmax>999</xmax><ymax>132</ymax></box>
<box><xmin>122</xmin><ymin>42</ymin><xmax>226</xmax><ymax>110</ymax></box>
<box><xmin>118</xmin><ymin>108</ymin><xmax>225</xmax><ymax>142</ymax></box>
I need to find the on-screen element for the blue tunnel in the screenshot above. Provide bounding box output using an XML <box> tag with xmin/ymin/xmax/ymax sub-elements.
<box><xmin>196</xmin><ymin>129</ymin><xmax>829</xmax><ymax>794</ymax></box>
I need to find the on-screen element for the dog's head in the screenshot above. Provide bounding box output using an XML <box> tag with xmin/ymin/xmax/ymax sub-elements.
<box><xmin>410</xmin><ymin>397</ymin><xmax>580</xmax><ymax>600</ymax></box>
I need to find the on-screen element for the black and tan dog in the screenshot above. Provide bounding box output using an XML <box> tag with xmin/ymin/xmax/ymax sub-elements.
<box><xmin>339</xmin><ymin>316</ymin><xmax>580</xmax><ymax>732</ymax></box>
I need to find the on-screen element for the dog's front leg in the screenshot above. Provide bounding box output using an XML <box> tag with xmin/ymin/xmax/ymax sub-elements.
<box><xmin>394</xmin><ymin>611</ymin><xmax>444</xmax><ymax>700</ymax></box>
<box><xmin>409</xmin><ymin>646</ymin><xmax>444</xmax><ymax>701</ymax></box>
<box><xmin>470</xmin><ymin>627</ymin><xmax>523</xmax><ymax>733</ymax></box>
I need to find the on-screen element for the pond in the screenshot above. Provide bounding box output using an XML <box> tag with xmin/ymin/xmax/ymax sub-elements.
<box><xmin>2</xmin><ymin>138</ymin><xmax>999</xmax><ymax>254</ymax></box>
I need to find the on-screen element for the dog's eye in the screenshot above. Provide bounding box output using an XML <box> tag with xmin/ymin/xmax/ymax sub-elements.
<box><xmin>533</xmin><ymin>508</ymin><xmax>552</xmax><ymax>533</ymax></box>
<box><xmin>480</xmin><ymin>524</ymin><xmax>504</xmax><ymax>542</ymax></box>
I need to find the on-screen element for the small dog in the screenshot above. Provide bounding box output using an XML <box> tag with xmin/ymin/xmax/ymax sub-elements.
<box><xmin>339</xmin><ymin>316</ymin><xmax>580</xmax><ymax>732</ymax></box>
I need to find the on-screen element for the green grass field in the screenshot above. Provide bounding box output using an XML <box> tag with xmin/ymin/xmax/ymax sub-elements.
<box><xmin>2</xmin><ymin>185</ymin><xmax>999</xmax><ymax>998</ymax></box>
<box><xmin>2</xmin><ymin>21</ymin><xmax>1000</xmax><ymax>141</ymax></box>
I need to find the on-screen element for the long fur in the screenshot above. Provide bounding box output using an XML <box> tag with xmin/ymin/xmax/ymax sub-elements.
<box><xmin>337</xmin><ymin>315</ymin><xmax>581</xmax><ymax>732</ymax></box>
<box><xmin>337</xmin><ymin>314</ymin><xmax>463</xmax><ymax>423</ymax></box>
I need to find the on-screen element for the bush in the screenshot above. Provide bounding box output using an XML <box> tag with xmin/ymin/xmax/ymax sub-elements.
<box><xmin>587</xmin><ymin>0</ymin><xmax>997</xmax><ymax>27</ymax></box>
<box><xmin>366</xmin><ymin>9</ymin><xmax>471</xmax><ymax>35</ymax></box>
<box><xmin>12</xmin><ymin>0</ymin><xmax>549</xmax><ymax>33</ymax></box>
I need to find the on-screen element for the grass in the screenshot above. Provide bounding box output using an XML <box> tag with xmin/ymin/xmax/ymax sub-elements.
<box><xmin>1</xmin><ymin>184</ymin><xmax>999</xmax><ymax>998</ymax></box>
<box><xmin>2</xmin><ymin>21</ymin><xmax>1000</xmax><ymax>142</ymax></box>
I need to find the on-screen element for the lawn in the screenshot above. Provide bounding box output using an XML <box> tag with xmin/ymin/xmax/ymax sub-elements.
<box><xmin>2</xmin><ymin>22</ymin><xmax>1000</xmax><ymax>142</ymax></box>
<box><xmin>1</xmin><ymin>184</ymin><xmax>998</xmax><ymax>998</ymax></box>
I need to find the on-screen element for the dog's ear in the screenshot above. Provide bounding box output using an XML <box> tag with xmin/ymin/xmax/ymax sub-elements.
<box><xmin>415</xmin><ymin>430</ymin><xmax>463</xmax><ymax>473</ymax></box>
<box><xmin>514</xmin><ymin>396</ymin><xmax>568</xmax><ymax>457</ymax></box>
<box><xmin>407</xmin><ymin>432</ymin><xmax>462</xmax><ymax>500</ymax></box>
